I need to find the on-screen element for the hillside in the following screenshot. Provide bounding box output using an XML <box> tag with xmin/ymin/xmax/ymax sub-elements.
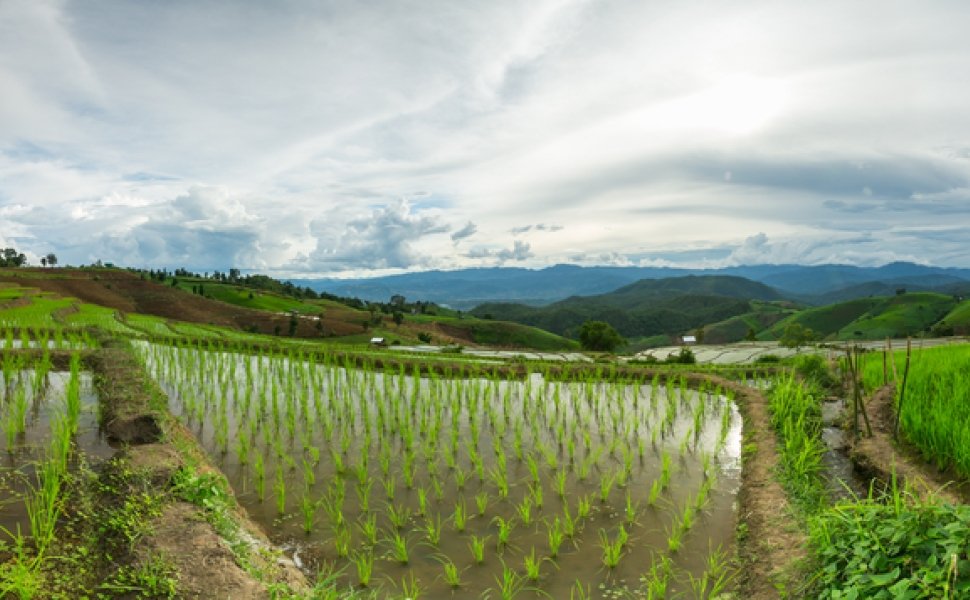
<box><xmin>470</xmin><ymin>275</ymin><xmax>782</xmax><ymax>341</ymax></box>
<box><xmin>831</xmin><ymin>292</ymin><xmax>956</xmax><ymax>340</ymax></box>
<box><xmin>0</xmin><ymin>268</ymin><xmax>576</xmax><ymax>350</ymax></box>
<box><xmin>936</xmin><ymin>299</ymin><xmax>970</xmax><ymax>335</ymax></box>
<box><xmin>699</xmin><ymin>301</ymin><xmax>796</xmax><ymax>344</ymax></box>
<box><xmin>767</xmin><ymin>292</ymin><xmax>958</xmax><ymax>341</ymax></box>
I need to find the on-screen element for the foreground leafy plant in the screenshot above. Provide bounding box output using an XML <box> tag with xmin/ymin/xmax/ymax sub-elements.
<box><xmin>809</xmin><ymin>488</ymin><xmax>970</xmax><ymax>599</ymax></box>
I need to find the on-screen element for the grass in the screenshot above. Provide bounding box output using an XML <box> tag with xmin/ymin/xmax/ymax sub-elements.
<box><xmin>862</xmin><ymin>344</ymin><xmax>970</xmax><ymax>477</ymax></box>
<box><xmin>767</xmin><ymin>374</ymin><xmax>827</xmax><ymax>513</ymax></box>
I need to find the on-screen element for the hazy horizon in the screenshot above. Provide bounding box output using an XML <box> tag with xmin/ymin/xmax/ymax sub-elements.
<box><xmin>3</xmin><ymin>1</ymin><xmax>970</xmax><ymax>276</ymax></box>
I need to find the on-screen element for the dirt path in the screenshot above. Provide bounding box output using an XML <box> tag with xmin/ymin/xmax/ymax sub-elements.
<box><xmin>850</xmin><ymin>385</ymin><xmax>970</xmax><ymax>504</ymax></box>
<box><xmin>700</xmin><ymin>376</ymin><xmax>806</xmax><ymax>599</ymax></box>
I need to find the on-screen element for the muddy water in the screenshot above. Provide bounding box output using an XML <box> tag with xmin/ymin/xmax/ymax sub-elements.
<box><xmin>0</xmin><ymin>371</ymin><xmax>112</xmax><ymax>535</ymax></box>
<box><xmin>143</xmin><ymin>345</ymin><xmax>743</xmax><ymax>597</ymax></box>
<box><xmin>820</xmin><ymin>399</ymin><xmax>868</xmax><ymax>500</ymax></box>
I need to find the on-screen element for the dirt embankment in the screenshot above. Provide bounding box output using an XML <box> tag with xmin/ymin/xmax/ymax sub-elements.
<box><xmin>87</xmin><ymin>343</ymin><xmax>308</xmax><ymax>596</ymax></box>
<box><xmin>0</xmin><ymin>268</ymin><xmax>363</xmax><ymax>338</ymax></box>
<box><xmin>850</xmin><ymin>384</ymin><xmax>970</xmax><ymax>504</ymax></box>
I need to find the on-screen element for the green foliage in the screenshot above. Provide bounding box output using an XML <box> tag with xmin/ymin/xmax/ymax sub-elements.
<box><xmin>810</xmin><ymin>494</ymin><xmax>970</xmax><ymax>599</ymax></box>
<box><xmin>665</xmin><ymin>347</ymin><xmax>696</xmax><ymax>364</ymax></box>
<box><xmin>0</xmin><ymin>247</ymin><xmax>28</xmax><ymax>267</ymax></box>
<box><xmin>791</xmin><ymin>354</ymin><xmax>837</xmax><ymax>391</ymax></box>
<box><xmin>100</xmin><ymin>552</ymin><xmax>179</xmax><ymax>598</ymax></box>
<box><xmin>779</xmin><ymin>322</ymin><xmax>818</xmax><ymax>348</ymax></box>
<box><xmin>578</xmin><ymin>320</ymin><xmax>624</xmax><ymax>352</ymax></box>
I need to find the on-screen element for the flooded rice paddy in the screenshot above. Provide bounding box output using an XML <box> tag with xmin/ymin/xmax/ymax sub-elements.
<box><xmin>140</xmin><ymin>342</ymin><xmax>743</xmax><ymax>597</ymax></box>
<box><xmin>0</xmin><ymin>367</ymin><xmax>110</xmax><ymax>536</ymax></box>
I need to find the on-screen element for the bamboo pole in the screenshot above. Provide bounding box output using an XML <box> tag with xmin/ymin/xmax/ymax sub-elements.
<box><xmin>893</xmin><ymin>338</ymin><xmax>912</xmax><ymax>440</ymax></box>
<box><xmin>856</xmin><ymin>346</ymin><xmax>873</xmax><ymax>438</ymax></box>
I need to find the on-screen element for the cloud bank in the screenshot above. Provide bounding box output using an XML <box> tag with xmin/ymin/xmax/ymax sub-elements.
<box><xmin>2</xmin><ymin>0</ymin><xmax>969</xmax><ymax>274</ymax></box>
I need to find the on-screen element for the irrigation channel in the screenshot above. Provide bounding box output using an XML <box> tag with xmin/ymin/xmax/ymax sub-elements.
<box><xmin>138</xmin><ymin>342</ymin><xmax>742</xmax><ymax>597</ymax></box>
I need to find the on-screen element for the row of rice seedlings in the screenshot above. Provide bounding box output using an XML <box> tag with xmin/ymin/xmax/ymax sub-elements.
<box><xmin>0</xmin><ymin>358</ymin><xmax>80</xmax><ymax>595</ymax></box>
<box><xmin>0</xmin><ymin>326</ymin><xmax>93</xmax><ymax>350</ymax></box>
<box><xmin>137</xmin><ymin>340</ymin><xmax>741</xmax><ymax>594</ymax></box>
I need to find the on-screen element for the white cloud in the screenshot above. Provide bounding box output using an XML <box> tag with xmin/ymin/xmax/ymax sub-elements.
<box><xmin>1</xmin><ymin>1</ymin><xmax>969</xmax><ymax>271</ymax></box>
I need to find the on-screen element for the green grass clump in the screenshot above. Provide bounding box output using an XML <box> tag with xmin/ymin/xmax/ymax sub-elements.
<box><xmin>767</xmin><ymin>375</ymin><xmax>827</xmax><ymax>513</ymax></box>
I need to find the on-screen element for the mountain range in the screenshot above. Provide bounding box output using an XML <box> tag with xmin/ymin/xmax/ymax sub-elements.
<box><xmin>294</xmin><ymin>262</ymin><xmax>970</xmax><ymax>309</ymax></box>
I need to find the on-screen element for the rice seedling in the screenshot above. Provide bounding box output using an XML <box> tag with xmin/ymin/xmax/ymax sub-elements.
<box><xmin>274</xmin><ymin>467</ymin><xmax>287</xmax><ymax>515</ymax></box>
<box><xmin>351</xmin><ymin>549</ymin><xmax>374</xmax><ymax>587</ymax></box>
<box><xmin>333</xmin><ymin>524</ymin><xmax>351</xmax><ymax>558</ymax></box>
<box><xmin>422</xmin><ymin>513</ymin><xmax>442</xmax><ymax>546</ymax></box>
<box><xmin>469</xmin><ymin>534</ymin><xmax>488</xmax><ymax>564</ymax></box>
<box><xmin>300</xmin><ymin>492</ymin><xmax>318</xmax><ymax>534</ymax></box>
<box><xmin>357</xmin><ymin>513</ymin><xmax>378</xmax><ymax>546</ymax></box>
<box><xmin>387</xmin><ymin>502</ymin><xmax>411</xmax><ymax>530</ymax></box>
<box><xmin>522</xmin><ymin>547</ymin><xmax>546</xmax><ymax>582</ymax></box>
<box><xmin>475</xmin><ymin>491</ymin><xmax>489</xmax><ymax>517</ymax></box>
<box><xmin>545</xmin><ymin>517</ymin><xmax>565</xmax><ymax>559</ymax></box>
<box><xmin>434</xmin><ymin>554</ymin><xmax>465</xmax><ymax>589</ymax></box>
<box><xmin>516</xmin><ymin>497</ymin><xmax>533</xmax><ymax>526</ymax></box>
<box><xmin>385</xmin><ymin>531</ymin><xmax>411</xmax><ymax>565</ymax></box>
<box><xmin>598</xmin><ymin>472</ymin><xmax>615</xmax><ymax>504</ymax></box>
<box><xmin>598</xmin><ymin>529</ymin><xmax>624</xmax><ymax>569</ymax></box>
<box><xmin>451</xmin><ymin>500</ymin><xmax>468</xmax><ymax>533</ymax></box>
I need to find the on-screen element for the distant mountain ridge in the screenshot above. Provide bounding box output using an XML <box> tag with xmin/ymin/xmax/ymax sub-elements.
<box><xmin>293</xmin><ymin>262</ymin><xmax>970</xmax><ymax>309</ymax></box>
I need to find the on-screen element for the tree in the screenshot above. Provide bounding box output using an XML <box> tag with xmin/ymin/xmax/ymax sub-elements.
<box><xmin>745</xmin><ymin>327</ymin><xmax>757</xmax><ymax>342</ymax></box>
<box><xmin>578</xmin><ymin>320</ymin><xmax>625</xmax><ymax>352</ymax></box>
<box><xmin>0</xmin><ymin>248</ymin><xmax>27</xmax><ymax>267</ymax></box>
<box><xmin>779</xmin><ymin>323</ymin><xmax>817</xmax><ymax>349</ymax></box>
<box><xmin>45</xmin><ymin>253</ymin><xmax>57</xmax><ymax>268</ymax></box>
<box><xmin>392</xmin><ymin>311</ymin><xmax>404</xmax><ymax>326</ymax></box>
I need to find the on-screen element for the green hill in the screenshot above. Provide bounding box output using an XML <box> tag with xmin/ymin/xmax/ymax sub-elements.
<box><xmin>702</xmin><ymin>301</ymin><xmax>796</xmax><ymax>344</ymax></box>
<box><xmin>833</xmin><ymin>292</ymin><xmax>956</xmax><ymax>340</ymax></box>
<box><xmin>935</xmin><ymin>299</ymin><xmax>970</xmax><ymax>335</ymax></box>
<box><xmin>471</xmin><ymin>275</ymin><xmax>783</xmax><ymax>342</ymax></box>
<box><xmin>764</xmin><ymin>292</ymin><xmax>958</xmax><ymax>342</ymax></box>
<box><xmin>766</xmin><ymin>297</ymin><xmax>882</xmax><ymax>339</ymax></box>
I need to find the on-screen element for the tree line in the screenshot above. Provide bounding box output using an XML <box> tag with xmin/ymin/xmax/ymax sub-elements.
<box><xmin>1</xmin><ymin>247</ymin><xmax>57</xmax><ymax>268</ymax></box>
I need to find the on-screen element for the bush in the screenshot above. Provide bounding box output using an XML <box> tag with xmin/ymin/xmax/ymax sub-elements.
<box><xmin>665</xmin><ymin>347</ymin><xmax>696</xmax><ymax>364</ymax></box>
<box><xmin>417</xmin><ymin>332</ymin><xmax>433</xmax><ymax>344</ymax></box>
<box><xmin>792</xmin><ymin>354</ymin><xmax>837</xmax><ymax>391</ymax></box>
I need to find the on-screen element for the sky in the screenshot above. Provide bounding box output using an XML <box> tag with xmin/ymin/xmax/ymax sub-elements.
<box><xmin>2</xmin><ymin>0</ymin><xmax>970</xmax><ymax>277</ymax></box>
